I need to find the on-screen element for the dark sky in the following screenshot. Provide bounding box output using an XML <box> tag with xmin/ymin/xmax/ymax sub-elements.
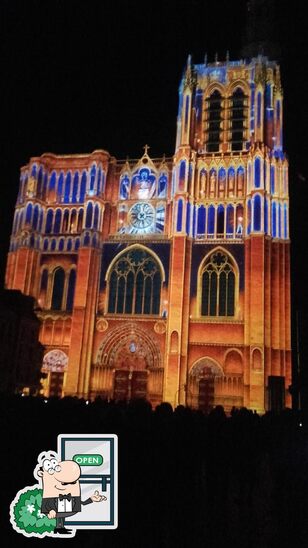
<box><xmin>1</xmin><ymin>0</ymin><xmax>308</xmax><ymax>392</ymax></box>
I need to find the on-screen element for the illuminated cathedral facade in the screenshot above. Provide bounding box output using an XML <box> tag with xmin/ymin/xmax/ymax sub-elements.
<box><xmin>5</xmin><ymin>54</ymin><xmax>291</xmax><ymax>413</ymax></box>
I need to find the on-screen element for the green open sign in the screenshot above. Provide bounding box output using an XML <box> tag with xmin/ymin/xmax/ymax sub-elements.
<box><xmin>73</xmin><ymin>454</ymin><xmax>103</xmax><ymax>466</ymax></box>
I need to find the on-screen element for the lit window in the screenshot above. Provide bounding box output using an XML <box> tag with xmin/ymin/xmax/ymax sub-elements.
<box><xmin>200</xmin><ymin>251</ymin><xmax>236</xmax><ymax>316</ymax></box>
<box><xmin>108</xmin><ymin>249</ymin><xmax>162</xmax><ymax>315</ymax></box>
<box><xmin>206</xmin><ymin>90</ymin><xmax>222</xmax><ymax>152</ymax></box>
<box><xmin>230</xmin><ymin>88</ymin><xmax>247</xmax><ymax>151</ymax></box>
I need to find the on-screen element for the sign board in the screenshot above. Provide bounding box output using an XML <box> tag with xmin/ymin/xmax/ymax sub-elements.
<box><xmin>58</xmin><ymin>434</ymin><xmax>118</xmax><ymax>529</ymax></box>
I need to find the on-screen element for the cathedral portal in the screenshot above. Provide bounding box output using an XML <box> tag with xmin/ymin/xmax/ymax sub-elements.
<box><xmin>91</xmin><ymin>324</ymin><xmax>163</xmax><ymax>405</ymax></box>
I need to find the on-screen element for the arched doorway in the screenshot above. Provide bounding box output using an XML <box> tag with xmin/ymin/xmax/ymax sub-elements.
<box><xmin>93</xmin><ymin>324</ymin><xmax>163</xmax><ymax>404</ymax></box>
<box><xmin>42</xmin><ymin>349</ymin><xmax>68</xmax><ymax>397</ymax></box>
<box><xmin>188</xmin><ymin>358</ymin><xmax>224</xmax><ymax>412</ymax></box>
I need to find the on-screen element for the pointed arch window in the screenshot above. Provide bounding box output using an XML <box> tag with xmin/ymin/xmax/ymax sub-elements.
<box><xmin>79</xmin><ymin>172</ymin><xmax>87</xmax><ymax>202</ymax></box>
<box><xmin>97</xmin><ymin>167</ymin><xmax>102</xmax><ymax>195</ymax></box>
<box><xmin>64</xmin><ymin>173</ymin><xmax>71</xmax><ymax>203</ymax></box>
<box><xmin>54</xmin><ymin>209</ymin><xmax>62</xmax><ymax>234</ymax></box>
<box><xmin>25</xmin><ymin>203</ymin><xmax>33</xmax><ymax>225</ymax></box>
<box><xmin>197</xmin><ymin>205</ymin><xmax>206</xmax><ymax>235</ymax></box>
<box><xmin>49</xmin><ymin>172</ymin><xmax>56</xmax><ymax>195</ymax></box>
<box><xmin>51</xmin><ymin>268</ymin><xmax>65</xmax><ymax>310</ymax></box>
<box><xmin>176</xmin><ymin>199</ymin><xmax>183</xmax><ymax>232</ymax></box>
<box><xmin>39</xmin><ymin>268</ymin><xmax>49</xmax><ymax>308</ymax></box>
<box><xmin>179</xmin><ymin>161</ymin><xmax>186</xmax><ymax>192</ymax></box>
<box><xmin>93</xmin><ymin>204</ymin><xmax>100</xmax><ymax>229</ymax></box>
<box><xmin>57</xmin><ymin>173</ymin><xmax>64</xmax><ymax>199</ymax></box>
<box><xmin>86</xmin><ymin>202</ymin><xmax>93</xmax><ymax>228</ymax></box>
<box><xmin>45</xmin><ymin>210</ymin><xmax>54</xmax><ymax>234</ymax></box>
<box><xmin>230</xmin><ymin>88</ymin><xmax>247</xmax><ymax>151</ymax></box>
<box><xmin>226</xmin><ymin>204</ymin><xmax>235</xmax><ymax>236</ymax></box>
<box><xmin>66</xmin><ymin>269</ymin><xmax>76</xmax><ymax>311</ymax></box>
<box><xmin>70</xmin><ymin>209</ymin><xmax>77</xmax><ymax>232</ymax></box>
<box><xmin>62</xmin><ymin>210</ymin><xmax>69</xmax><ymax>232</ymax></box>
<box><xmin>207</xmin><ymin>205</ymin><xmax>215</xmax><ymax>235</ymax></box>
<box><xmin>253</xmin><ymin>195</ymin><xmax>262</xmax><ymax>231</ymax></box>
<box><xmin>108</xmin><ymin>248</ymin><xmax>162</xmax><ymax>315</ymax></box>
<box><xmin>200</xmin><ymin>251</ymin><xmax>236</xmax><ymax>317</ymax></box>
<box><xmin>90</xmin><ymin>165</ymin><xmax>96</xmax><ymax>192</ymax></box>
<box><xmin>37</xmin><ymin>168</ymin><xmax>43</xmax><ymax>196</ymax></box>
<box><xmin>206</xmin><ymin>90</ymin><xmax>222</xmax><ymax>152</ymax></box>
<box><xmin>217</xmin><ymin>205</ymin><xmax>225</xmax><ymax>236</ymax></box>
<box><xmin>77</xmin><ymin>209</ymin><xmax>83</xmax><ymax>231</ymax></box>
<box><xmin>72</xmin><ymin>172</ymin><xmax>79</xmax><ymax>203</ymax></box>
<box><xmin>32</xmin><ymin>205</ymin><xmax>39</xmax><ymax>230</ymax></box>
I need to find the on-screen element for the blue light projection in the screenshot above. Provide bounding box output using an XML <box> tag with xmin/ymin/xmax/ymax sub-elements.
<box><xmin>49</xmin><ymin>172</ymin><xmax>56</xmax><ymax>194</ymax></box>
<box><xmin>177</xmin><ymin>199</ymin><xmax>183</xmax><ymax>232</ymax></box>
<box><xmin>131</xmin><ymin>168</ymin><xmax>156</xmax><ymax>200</ymax></box>
<box><xmin>186</xmin><ymin>202</ymin><xmax>191</xmax><ymax>235</ymax></box>
<box><xmin>93</xmin><ymin>204</ymin><xmax>99</xmax><ymax>229</ymax></box>
<box><xmin>254</xmin><ymin>158</ymin><xmax>261</xmax><ymax>188</ymax></box>
<box><xmin>226</xmin><ymin>204</ymin><xmax>234</xmax><ymax>235</ymax></box>
<box><xmin>247</xmin><ymin>199</ymin><xmax>251</xmax><ymax>235</ymax></box>
<box><xmin>72</xmin><ymin>172</ymin><xmax>79</xmax><ymax>203</ymax></box>
<box><xmin>270</xmin><ymin>166</ymin><xmax>275</xmax><ymax>194</ymax></box>
<box><xmin>217</xmin><ymin>205</ymin><xmax>224</xmax><ymax>235</ymax></box>
<box><xmin>32</xmin><ymin>205</ymin><xmax>39</xmax><ymax>230</ymax></box>
<box><xmin>37</xmin><ymin>167</ymin><xmax>43</xmax><ymax>195</ymax></box>
<box><xmin>54</xmin><ymin>209</ymin><xmax>61</xmax><ymax>234</ymax></box>
<box><xmin>208</xmin><ymin>205</ymin><xmax>215</xmax><ymax>234</ymax></box>
<box><xmin>25</xmin><ymin>203</ymin><xmax>32</xmax><ymax>224</ymax></box>
<box><xmin>253</xmin><ymin>195</ymin><xmax>261</xmax><ymax>231</ymax></box>
<box><xmin>90</xmin><ymin>165</ymin><xmax>96</xmax><ymax>192</ymax></box>
<box><xmin>79</xmin><ymin>172</ymin><xmax>86</xmax><ymax>203</ymax></box>
<box><xmin>86</xmin><ymin>202</ymin><xmax>93</xmax><ymax>228</ymax></box>
<box><xmin>97</xmin><ymin>167</ymin><xmax>102</xmax><ymax>195</ymax></box>
<box><xmin>57</xmin><ymin>173</ymin><xmax>63</xmax><ymax>197</ymax></box>
<box><xmin>158</xmin><ymin>173</ymin><xmax>167</xmax><ymax>198</ymax></box>
<box><xmin>179</xmin><ymin>161</ymin><xmax>186</xmax><ymax>191</ymax></box>
<box><xmin>156</xmin><ymin>205</ymin><xmax>165</xmax><ymax>233</ymax></box>
<box><xmin>64</xmin><ymin>173</ymin><xmax>71</xmax><ymax>203</ymax></box>
<box><xmin>272</xmin><ymin>202</ymin><xmax>277</xmax><ymax>237</ymax></box>
<box><xmin>197</xmin><ymin>205</ymin><xmax>206</xmax><ymax>235</ymax></box>
<box><xmin>120</xmin><ymin>175</ymin><xmax>130</xmax><ymax>200</ymax></box>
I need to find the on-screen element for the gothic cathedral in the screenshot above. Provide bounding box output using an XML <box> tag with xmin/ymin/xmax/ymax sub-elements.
<box><xmin>5</xmin><ymin>54</ymin><xmax>291</xmax><ymax>413</ymax></box>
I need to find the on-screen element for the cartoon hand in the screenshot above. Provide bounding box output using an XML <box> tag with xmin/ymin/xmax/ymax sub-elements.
<box><xmin>48</xmin><ymin>510</ymin><xmax>56</xmax><ymax>519</ymax></box>
<box><xmin>91</xmin><ymin>490</ymin><xmax>107</xmax><ymax>502</ymax></box>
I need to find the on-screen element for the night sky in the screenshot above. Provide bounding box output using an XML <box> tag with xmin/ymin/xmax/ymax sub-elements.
<box><xmin>1</xmin><ymin>0</ymin><xmax>308</xmax><ymax>399</ymax></box>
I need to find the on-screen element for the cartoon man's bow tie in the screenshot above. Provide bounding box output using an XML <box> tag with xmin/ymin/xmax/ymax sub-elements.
<box><xmin>59</xmin><ymin>493</ymin><xmax>72</xmax><ymax>501</ymax></box>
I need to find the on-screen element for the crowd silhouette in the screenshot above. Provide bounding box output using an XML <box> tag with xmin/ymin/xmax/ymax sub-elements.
<box><xmin>2</xmin><ymin>394</ymin><xmax>308</xmax><ymax>548</ymax></box>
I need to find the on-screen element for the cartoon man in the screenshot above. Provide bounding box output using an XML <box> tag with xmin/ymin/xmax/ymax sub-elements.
<box><xmin>36</xmin><ymin>451</ymin><xmax>106</xmax><ymax>536</ymax></box>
